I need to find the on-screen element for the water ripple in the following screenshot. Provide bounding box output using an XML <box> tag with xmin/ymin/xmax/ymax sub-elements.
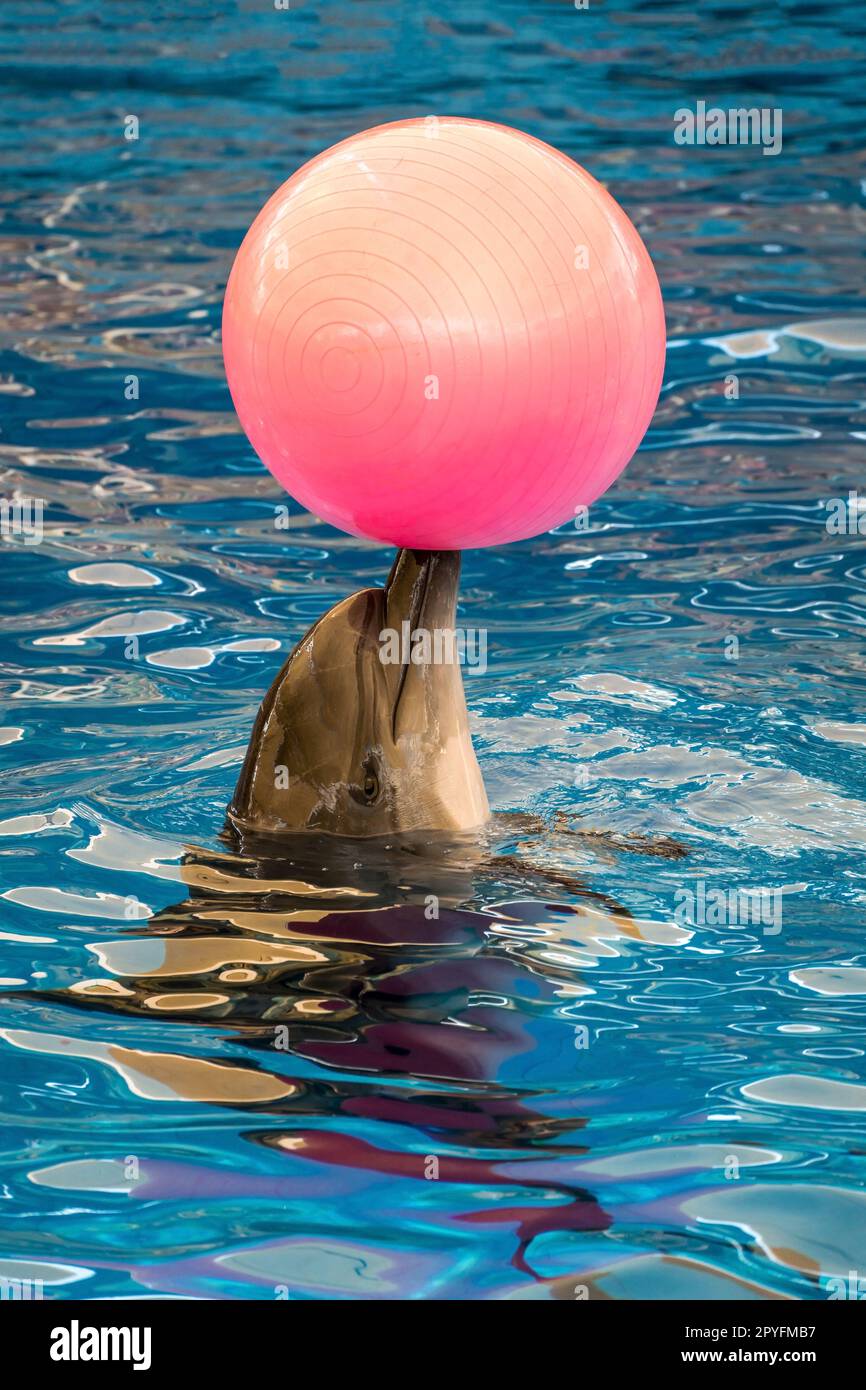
<box><xmin>0</xmin><ymin>0</ymin><xmax>864</xmax><ymax>1301</ymax></box>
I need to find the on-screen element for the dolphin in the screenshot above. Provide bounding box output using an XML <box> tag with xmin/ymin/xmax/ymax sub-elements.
<box><xmin>229</xmin><ymin>548</ymin><xmax>489</xmax><ymax>839</ymax></box>
<box><xmin>227</xmin><ymin>547</ymin><xmax>687</xmax><ymax>864</ymax></box>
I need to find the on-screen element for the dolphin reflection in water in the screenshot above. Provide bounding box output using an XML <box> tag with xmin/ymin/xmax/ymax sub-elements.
<box><xmin>21</xmin><ymin>551</ymin><xmax>689</xmax><ymax>1286</ymax></box>
<box><xmin>40</xmin><ymin>831</ymin><xmax>696</xmax><ymax>1282</ymax></box>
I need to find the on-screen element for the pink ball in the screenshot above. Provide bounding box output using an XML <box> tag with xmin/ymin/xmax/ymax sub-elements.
<box><xmin>222</xmin><ymin>117</ymin><xmax>665</xmax><ymax>550</ymax></box>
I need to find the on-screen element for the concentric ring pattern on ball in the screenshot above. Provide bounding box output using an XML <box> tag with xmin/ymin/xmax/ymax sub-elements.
<box><xmin>222</xmin><ymin>117</ymin><xmax>666</xmax><ymax>550</ymax></box>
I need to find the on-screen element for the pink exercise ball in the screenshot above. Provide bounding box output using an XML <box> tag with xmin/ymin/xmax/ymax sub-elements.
<box><xmin>222</xmin><ymin>117</ymin><xmax>665</xmax><ymax>550</ymax></box>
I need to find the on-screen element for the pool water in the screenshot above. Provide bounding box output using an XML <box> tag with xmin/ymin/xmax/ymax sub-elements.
<box><xmin>1</xmin><ymin>0</ymin><xmax>865</xmax><ymax>1300</ymax></box>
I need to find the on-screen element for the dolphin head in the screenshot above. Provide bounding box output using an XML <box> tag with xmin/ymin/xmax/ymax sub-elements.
<box><xmin>228</xmin><ymin>550</ymin><xmax>489</xmax><ymax>838</ymax></box>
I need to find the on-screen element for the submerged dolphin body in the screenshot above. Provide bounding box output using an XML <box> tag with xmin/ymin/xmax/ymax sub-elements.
<box><xmin>229</xmin><ymin>549</ymin><xmax>489</xmax><ymax>838</ymax></box>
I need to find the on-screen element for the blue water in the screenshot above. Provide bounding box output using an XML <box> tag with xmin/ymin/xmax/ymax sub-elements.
<box><xmin>2</xmin><ymin>0</ymin><xmax>866</xmax><ymax>1301</ymax></box>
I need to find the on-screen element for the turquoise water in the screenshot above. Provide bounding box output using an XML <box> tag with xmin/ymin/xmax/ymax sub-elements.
<box><xmin>1</xmin><ymin>0</ymin><xmax>866</xmax><ymax>1300</ymax></box>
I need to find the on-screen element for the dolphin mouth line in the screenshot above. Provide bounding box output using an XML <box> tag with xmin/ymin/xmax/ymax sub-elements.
<box><xmin>386</xmin><ymin>549</ymin><xmax>440</xmax><ymax>741</ymax></box>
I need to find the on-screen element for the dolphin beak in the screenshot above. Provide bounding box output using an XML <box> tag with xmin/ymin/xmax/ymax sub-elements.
<box><xmin>384</xmin><ymin>549</ymin><xmax>461</xmax><ymax>634</ymax></box>
<box><xmin>383</xmin><ymin>549</ymin><xmax>462</xmax><ymax>740</ymax></box>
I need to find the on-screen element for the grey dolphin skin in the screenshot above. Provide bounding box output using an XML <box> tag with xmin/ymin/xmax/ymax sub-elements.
<box><xmin>229</xmin><ymin>549</ymin><xmax>489</xmax><ymax>838</ymax></box>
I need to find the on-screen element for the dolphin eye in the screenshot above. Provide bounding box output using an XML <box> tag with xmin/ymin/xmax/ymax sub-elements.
<box><xmin>349</xmin><ymin>757</ymin><xmax>383</xmax><ymax>808</ymax></box>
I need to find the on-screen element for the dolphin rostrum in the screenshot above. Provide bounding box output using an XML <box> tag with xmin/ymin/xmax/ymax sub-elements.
<box><xmin>229</xmin><ymin>549</ymin><xmax>490</xmax><ymax>838</ymax></box>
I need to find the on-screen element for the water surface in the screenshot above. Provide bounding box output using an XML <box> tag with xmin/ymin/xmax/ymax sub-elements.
<box><xmin>1</xmin><ymin>0</ymin><xmax>865</xmax><ymax>1300</ymax></box>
